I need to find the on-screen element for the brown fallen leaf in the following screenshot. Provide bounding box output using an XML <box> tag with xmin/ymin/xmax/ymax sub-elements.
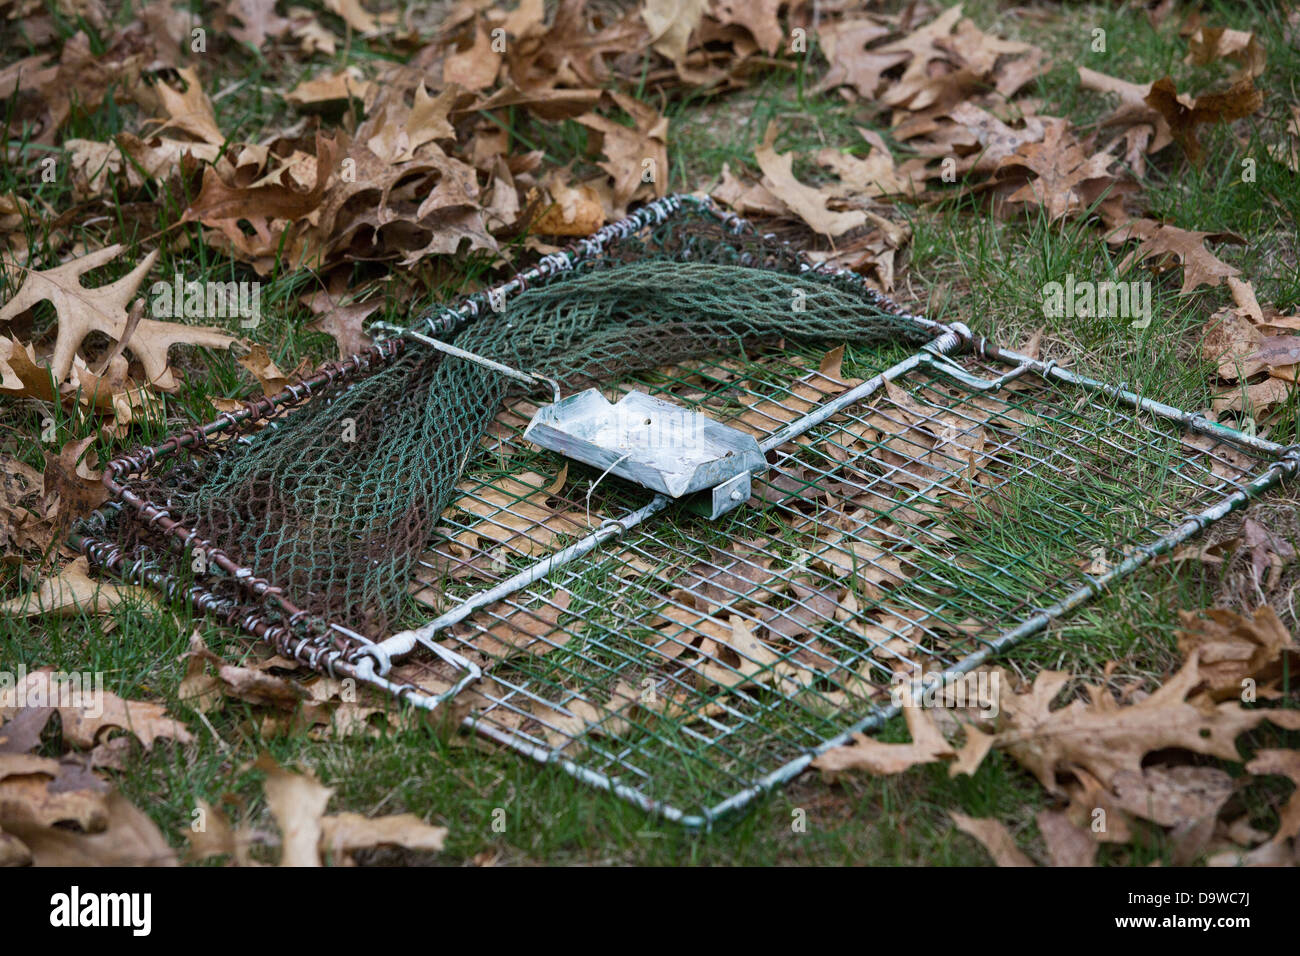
<box><xmin>1202</xmin><ymin>305</ymin><xmax>1263</xmax><ymax>381</ymax></box>
<box><xmin>302</xmin><ymin>287</ymin><xmax>379</xmax><ymax>359</ymax></box>
<box><xmin>811</xmin><ymin>703</ymin><xmax>954</xmax><ymax>776</ymax></box>
<box><xmin>815</xmin><ymin>128</ymin><xmax>929</xmax><ymax>199</ymax></box>
<box><xmin>256</xmin><ymin>753</ymin><xmax>333</xmax><ymax>867</ymax></box>
<box><xmin>754</xmin><ymin>122</ymin><xmax>867</xmax><ymax>238</ymax></box>
<box><xmin>1185</xmin><ymin>27</ymin><xmax>1266</xmax><ymax>81</ymax></box>
<box><xmin>180</xmin><ymin>631</ymin><xmax>309</xmax><ymax>713</ymax></box>
<box><xmin>7</xmin><ymin>789</ymin><xmax>177</xmax><ymax>866</ymax></box>
<box><xmin>0</xmin><ymin>245</ymin><xmax>239</xmax><ymax>390</ymax></box>
<box><xmin>994</xmin><ymin>119</ymin><xmax>1118</xmax><ymax>222</ymax></box>
<box><xmin>0</xmin><ymin>665</ymin><xmax>193</xmax><ymax>751</ymax></box>
<box><xmin>0</xmin><ymin>752</ymin><xmax>109</xmax><ymax>831</ymax></box>
<box><xmin>41</xmin><ymin>434</ymin><xmax>108</xmax><ymax>523</ymax></box>
<box><xmin>998</xmin><ymin>654</ymin><xmax>1300</xmax><ymax>797</ymax></box>
<box><xmin>238</xmin><ymin>343</ymin><xmax>311</xmax><ymax>397</ymax></box>
<box><xmin>1111</xmin><ymin>765</ymin><xmax>1234</xmax><ymax>827</ymax></box>
<box><xmin>0</xmin><ymin>451</ymin><xmax>51</xmax><ymax>554</ymax></box>
<box><xmin>815</xmin><ymin>18</ymin><xmax>902</xmax><ymax>99</ymax></box>
<box><xmin>1176</xmin><ymin>605</ymin><xmax>1297</xmax><ymax>700</ymax></box>
<box><xmin>712</xmin><ymin>0</ymin><xmax>783</xmax><ymax>55</ymax></box>
<box><xmin>185</xmin><ymin>797</ymin><xmax>244</xmax><ymax>864</ymax></box>
<box><xmin>1145</xmin><ymin>75</ymin><xmax>1263</xmax><ymax>163</ymax></box>
<box><xmin>950</xmin><ymin>812</ymin><xmax>1035</xmax><ymax>866</ymax></box>
<box><xmin>531</xmin><ymin>172</ymin><xmax>606</xmax><ymax>235</ymax></box>
<box><xmin>319</xmin><ymin>812</ymin><xmax>448</xmax><ymax>858</ymax></box>
<box><xmin>0</xmin><ymin>556</ymin><xmax>157</xmax><ymax>618</ymax></box>
<box><xmin>1212</xmin><ymin>377</ymin><xmax>1291</xmax><ymax>418</ymax></box>
<box><xmin>1108</xmin><ymin>218</ymin><xmax>1241</xmax><ymax>294</ymax></box>
<box><xmin>442</xmin><ymin>17</ymin><xmax>501</xmax><ymax>92</ymax></box>
<box><xmin>227</xmin><ymin>0</ymin><xmax>291</xmax><ymax>51</ymax></box>
<box><xmin>574</xmin><ymin>93</ymin><xmax>668</xmax><ymax>218</ymax></box>
<box><xmin>285</xmin><ymin>67</ymin><xmax>373</xmax><ymax>107</ymax></box>
<box><xmin>185</xmin><ymin>130</ymin><xmax>339</xmax><ymax>226</ymax></box>
<box><xmin>641</xmin><ymin>0</ymin><xmax>708</xmax><ymax>74</ymax></box>
<box><xmin>1036</xmin><ymin>809</ymin><xmax>1097</xmax><ymax>866</ymax></box>
<box><xmin>147</xmin><ymin>65</ymin><xmax>225</xmax><ymax>147</ymax></box>
<box><xmin>324</xmin><ymin>0</ymin><xmax>384</xmax><ymax>33</ymax></box>
<box><xmin>1078</xmin><ymin>66</ymin><xmax>1174</xmax><ymax>164</ymax></box>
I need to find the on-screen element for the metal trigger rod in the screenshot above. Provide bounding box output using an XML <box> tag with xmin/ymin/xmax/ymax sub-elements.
<box><xmin>370</xmin><ymin>321</ymin><xmax>563</xmax><ymax>403</ymax></box>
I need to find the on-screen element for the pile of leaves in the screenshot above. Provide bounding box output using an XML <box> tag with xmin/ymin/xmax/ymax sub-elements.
<box><xmin>812</xmin><ymin>605</ymin><xmax>1300</xmax><ymax>866</ymax></box>
<box><xmin>0</xmin><ymin>660</ymin><xmax>449</xmax><ymax>866</ymax></box>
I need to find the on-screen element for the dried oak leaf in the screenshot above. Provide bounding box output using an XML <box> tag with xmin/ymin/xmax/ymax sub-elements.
<box><xmin>531</xmin><ymin>172</ymin><xmax>606</xmax><ymax>235</ymax></box>
<box><xmin>10</xmin><ymin>788</ymin><xmax>177</xmax><ymax>866</ymax></box>
<box><xmin>900</xmin><ymin>101</ymin><xmax>1046</xmax><ymax>177</ymax></box>
<box><xmin>1037</xmin><ymin>809</ymin><xmax>1097</xmax><ymax>866</ymax></box>
<box><xmin>1176</xmin><ymin>605</ymin><xmax>1297</xmax><ymax>700</ymax></box>
<box><xmin>504</xmin><ymin>0</ymin><xmax>647</xmax><ymax>94</ymax></box>
<box><xmin>302</xmin><ymin>286</ymin><xmax>379</xmax><ymax>359</ymax></box>
<box><xmin>237</xmin><ymin>343</ymin><xmax>311</xmax><ymax>397</ymax></box>
<box><xmin>1185</xmin><ymin>27</ymin><xmax>1266</xmax><ymax>80</ymax></box>
<box><xmin>0</xmin><ymin>556</ymin><xmax>157</xmax><ymax>618</ymax></box>
<box><xmin>1202</xmin><ymin>305</ymin><xmax>1264</xmax><ymax>380</ymax></box>
<box><xmin>810</xmin><ymin>704</ymin><xmax>955</xmax><ymax>776</ymax></box>
<box><xmin>755</xmin><ymin>122</ymin><xmax>866</xmax><ymax>237</ymax></box>
<box><xmin>996</xmin><ymin>653</ymin><xmax>1297</xmax><ymax>797</ymax></box>
<box><xmin>574</xmin><ymin>93</ymin><xmax>668</xmax><ymax>218</ymax></box>
<box><xmin>642</xmin><ymin>0</ymin><xmax>708</xmax><ymax>71</ymax></box>
<box><xmin>185</xmin><ymin>130</ymin><xmax>339</xmax><ymax>224</ymax></box>
<box><xmin>284</xmin><ymin>67</ymin><xmax>373</xmax><ymax>108</ymax></box>
<box><xmin>0</xmin><ymin>244</ymin><xmax>239</xmax><ymax>390</ymax></box>
<box><xmin>994</xmin><ymin>119</ymin><xmax>1118</xmax><ymax>222</ymax></box>
<box><xmin>41</xmin><ymin>433</ymin><xmax>107</xmax><ymax>522</ymax></box>
<box><xmin>1078</xmin><ymin>67</ymin><xmax>1174</xmax><ymax>172</ymax></box>
<box><xmin>1110</xmin><ymin>765</ymin><xmax>1234</xmax><ymax>827</ymax></box>
<box><xmin>950</xmin><ymin>812</ymin><xmax>1035</xmax><ymax>866</ymax></box>
<box><xmin>252</xmin><ymin>753</ymin><xmax>448</xmax><ymax>865</ymax></box>
<box><xmin>1244</xmin><ymin>750</ymin><xmax>1300</xmax><ymax>843</ymax></box>
<box><xmin>0</xmin><ymin>665</ymin><xmax>193</xmax><ymax>751</ymax></box>
<box><xmin>442</xmin><ymin>17</ymin><xmax>501</xmax><ymax>92</ymax></box>
<box><xmin>180</xmin><ymin>631</ymin><xmax>310</xmax><ymax>713</ymax></box>
<box><xmin>324</xmin><ymin>0</ymin><xmax>388</xmax><ymax>34</ymax></box>
<box><xmin>815</xmin><ymin>127</ymin><xmax>929</xmax><ymax>199</ymax></box>
<box><xmin>712</xmin><ymin>0</ymin><xmax>784</xmax><ymax>56</ymax></box>
<box><xmin>319</xmin><ymin>812</ymin><xmax>448</xmax><ymax>858</ymax></box>
<box><xmin>0</xmin><ymin>450</ymin><xmax>52</xmax><ymax>553</ymax></box>
<box><xmin>1144</xmin><ymin>75</ymin><xmax>1263</xmax><ymax>163</ymax></box>
<box><xmin>1107</xmin><ymin>218</ymin><xmax>1241</xmax><ymax>295</ymax></box>
<box><xmin>1212</xmin><ymin>377</ymin><xmax>1292</xmax><ymax>418</ymax></box>
<box><xmin>870</xmin><ymin>4</ymin><xmax>969</xmax><ymax>110</ymax></box>
<box><xmin>147</xmin><ymin>66</ymin><xmax>225</xmax><ymax>147</ymax></box>
<box><xmin>226</xmin><ymin>0</ymin><xmax>291</xmax><ymax>50</ymax></box>
<box><xmin>815</xmin><ymin>18</ymin><xmax>901</xmax><ymax>98</ymax></box>
<box><xmin>0</xmin><ymin>752</ymin><xmax>109</xmax><ymax>831</ymax></box>
<box><xmin>257</xmin><ymin>752</ymin><xmax>333</xmax><ymax>867</ymax></box>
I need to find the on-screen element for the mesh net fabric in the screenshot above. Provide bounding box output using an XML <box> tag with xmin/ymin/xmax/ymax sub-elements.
<box><xmin>103</xmin><ymin>211</ymin><xmax>937</xmax><ymax>638</ymax></box>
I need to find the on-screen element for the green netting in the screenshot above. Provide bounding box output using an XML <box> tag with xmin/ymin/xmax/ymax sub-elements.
<box><xmin>111</xmin><ymin>211</ymin><xmax>937</xmax><ymax>637</ymax></box>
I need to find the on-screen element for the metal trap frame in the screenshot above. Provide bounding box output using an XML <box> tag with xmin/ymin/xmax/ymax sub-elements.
<box><xmin>75</xmin><ymin>195</ymin><xmax>1299</xmax><ymax>828</ymax></box>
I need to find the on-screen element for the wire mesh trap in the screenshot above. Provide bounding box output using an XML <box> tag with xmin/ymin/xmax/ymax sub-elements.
<box><xmin>75</xmin><ymin>195</ymin><xmax>1300</xmax><ymax>828</ymax></box>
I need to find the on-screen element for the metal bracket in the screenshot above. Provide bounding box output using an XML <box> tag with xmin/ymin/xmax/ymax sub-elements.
<box><xmin>690</xmin><ymin>469</ymin><xmax>752</xmax><ymax>520</ymax></box>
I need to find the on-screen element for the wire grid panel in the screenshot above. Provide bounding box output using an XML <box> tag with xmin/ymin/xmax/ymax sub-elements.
<box><xmin>399</xmin><ymin>341</ymin><xmax>1282</xmax><ymax>824</ymax></box>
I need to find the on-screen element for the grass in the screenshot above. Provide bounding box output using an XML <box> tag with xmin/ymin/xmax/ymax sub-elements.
<box><xmin>2</xmin><ymin>0</ymin><xmax>1299</xmax><ymax>865</ymax></box>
